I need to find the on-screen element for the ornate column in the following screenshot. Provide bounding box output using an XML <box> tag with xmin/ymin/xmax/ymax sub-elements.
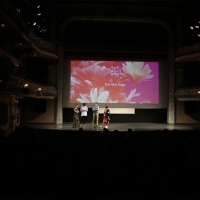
<box><xmin>168</xmin><ymin>44</ymin><xmax>175</xmax><ymax>124</ymax></box>
<box><xmin>55</xmin><ymin>40</ymin><xmax>63</xmax><ymax>124</ymax></box>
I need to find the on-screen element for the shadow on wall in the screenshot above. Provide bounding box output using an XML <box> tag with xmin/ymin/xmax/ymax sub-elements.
<box><xmin>0</xmin><ymin>102</ymin><xmax>8</xmax><ymax>126</ymax></box>
<box><xmin>25</xmin><ymin>98</ymin><xmax>46</xmax><ymax>121</ymax></box>
<box><xmin>185</xmin><ymin>101</ymin><xmax>200</xmax><ymax>122</ymax></box>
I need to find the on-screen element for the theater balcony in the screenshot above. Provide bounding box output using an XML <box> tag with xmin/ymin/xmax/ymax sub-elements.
<box><xmin>175</xmin><ymin>42</ymin><xmax>200</xmax><ymax>123</ymax></box>
<box><xmin>175</xmin><ymin>43</ymin><xmax>200</xmax><ymax>98</ymax></box>
<box><xmin>175</xmin><ymin>87</ymin><xmax>200</xmax><ymax>100</ymax></box>
<box><xmin>0</xmin><ymin>0</ymin><xmax>57</xmax><ymax>58</ymax></box>
<box><xmin>175</xmin><ymin>43</ymin><xmax>200</xmax><ymax>62</ymax></box>
<box><xmin>0</xmin><ymin>73</ymin><xmax>57</xmax><ymax>98</ymax></box>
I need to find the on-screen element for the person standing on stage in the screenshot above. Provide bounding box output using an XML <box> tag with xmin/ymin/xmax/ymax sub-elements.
<box><xmin>80</xmin><ymin>103</ymin><xmax>88</xmax><ymax>128</ymax></box>
<box><xmin>101</xmin><ymin>105</ymin><xmax>110</xmax><ymax>129</ymax></box>
<box><xmin>92</xmin><ymin>102</ymin><xmax>99</xmax><ymax>128</ymax></box>
<box><xmin>73</xmin><ymin>104</ymin><xmax>80</xmax><ymax>128</ymax></box>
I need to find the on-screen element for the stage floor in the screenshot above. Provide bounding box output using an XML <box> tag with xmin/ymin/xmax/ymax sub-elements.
<box><xmin>25</xmin><ymin>123</ymin><xmax>200</xmax><ymax>132</ymax></box>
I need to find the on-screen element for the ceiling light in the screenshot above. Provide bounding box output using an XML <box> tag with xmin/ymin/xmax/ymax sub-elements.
<box><xmin>190</xmin><ymin>26</ymin><xmax>194</xmax><ymax>29</ymax></box>
<box><xmin>37</xmin><ymin>13</ymin><xmax>41</xmax><ymax>16</ymax></box>
<box><xmin>24</xmin><ymin>83</ymin><xmax>29</xmax><ymax>88</ymax></box>
<box><xmin>37</xmin><ymin>5</ymin><xmax>40</xmax><ymax>8</ymax></box>
<box><xmin>198</xmin><ymin>34</ymin><xmax>200</xmax><ymax>37</ymax></box>
<box><xmin>196</xmin><ymin>26</ymin><xmax>199</xmax><ymax>28</ymax></box>
<box><xmin>33</xmin><ymin>22</ymin><xmax>36</xmax><ymax>26</ymax></box>
<box><xmin>15</xmin><ymin>7</ymin><xmax>20</xmax><ymax>13</ymax></box>
<box><xmin>1</xmin><ymin>23</ymin><xmax>5</xmax><ymax>27</ymax></box>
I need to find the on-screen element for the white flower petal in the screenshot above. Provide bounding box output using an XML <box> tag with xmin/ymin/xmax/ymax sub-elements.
<box><xmin>90</xmin><ymin>88</ymin><xmax>97</xmax><ymax>103</ymax></box>
<box><xmin>79</xmin><ymin>93</ymin><xmax>90</xmax><ymax>103</ymax></box>
<box><xmin>98</xmin><ymin>91</ymin><xmax>109</xmax><ymax>103</ymax></box>
<box><xmin>77</xmin><ymin>98</ymin><xmax>86</xmax><ymax>103</ymax></box>
<box><xmin>84</xmin><ymin>80</ymin><xmax>94</xmax><ymax>87</ymax></box>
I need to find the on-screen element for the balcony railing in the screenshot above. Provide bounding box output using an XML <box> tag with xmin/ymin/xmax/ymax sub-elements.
<box><xmin>0</xmin><ymin>0</ymin><xmax>57</xmax><ymax>56</ymax></box>
<box><xmin>175</xmin><ymin>87</ymin><xmax>200</xmax><ymax>98</ymax></box>
<box><xmin>176</xmin><ymin>43</ymin><xmax>200</xmax><ymax>58</ymax></box>
<box><xmin>1</xmin><ymin>74</ymin><xmax>57</xmax><ymax>96</ymax></box>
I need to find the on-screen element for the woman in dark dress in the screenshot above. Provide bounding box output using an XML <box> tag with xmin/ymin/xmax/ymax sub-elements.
<box><xmin>73</xmin><ymin>104</ymin><xmax>80</xmax><ymax>128</ymax></box>
<box><xmin>100</xmin><ymin>105</ymin><xmax>110</xmax><ymax>129</ymax></box>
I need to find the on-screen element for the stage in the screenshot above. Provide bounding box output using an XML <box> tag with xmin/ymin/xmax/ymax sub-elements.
<box><xmin>25</xmin><ymin>123</ymin><xmax>200</xmax><ymax>132</ymax></box>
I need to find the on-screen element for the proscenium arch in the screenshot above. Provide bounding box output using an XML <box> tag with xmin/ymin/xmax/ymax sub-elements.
<box><xmin>56</xmin><ymin>16</ymin><xmax>175</xmax><ymax>124</ymax></box>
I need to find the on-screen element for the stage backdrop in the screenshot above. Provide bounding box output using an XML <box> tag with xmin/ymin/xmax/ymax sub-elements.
<box><xmin>63</xmin><ymin>59</ymin><xmax>168</xmax><ymax>123</ymax></box>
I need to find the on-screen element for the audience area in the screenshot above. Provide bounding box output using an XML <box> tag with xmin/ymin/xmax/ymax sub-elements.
<box><xmin>1</xmin><ymin>127</ymin><xmax>200</xmax><ymax>199</ymax></box>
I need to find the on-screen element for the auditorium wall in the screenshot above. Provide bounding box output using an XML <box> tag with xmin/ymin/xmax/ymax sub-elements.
<box><xmin>0</xmin><ymin>95</ymin><xmax>11</xmax><ymax>136</ymax></box>
<box><xmin>176</xmin><ymin>101</ymin><xmax>200</xmax><ymax>123</ymax></box>
<box><xmin>25</xmin><ymin>98</ymin><xmax>54</xmax><ymax>123</ymax></box>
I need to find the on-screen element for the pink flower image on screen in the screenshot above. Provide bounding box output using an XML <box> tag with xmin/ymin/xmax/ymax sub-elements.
<box><xmin>70</xmin><ymin>61</ymin><xmax>159</xmax><ymax>104</ymax></box>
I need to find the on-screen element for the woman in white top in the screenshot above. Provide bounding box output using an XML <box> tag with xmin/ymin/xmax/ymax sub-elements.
<box><xmin>80</xmin><ymin>103</ymin><xmax>88</xmax><ymax>128</ymax></box>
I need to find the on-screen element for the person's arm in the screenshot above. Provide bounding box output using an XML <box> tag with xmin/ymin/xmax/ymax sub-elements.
<box><xmin>74</xmin><ymin>108</ymin><xmax>79</xmax><ymax>113</ymax></box>
<box><xmin>106</xmin><ymin>109</ymin><xmax>110</xmax><ymax>116</ymax></box>
<box><xmin>80</xmin><ymin>107</ymin><xmax>85</xmax><ymax>112</ymax></box>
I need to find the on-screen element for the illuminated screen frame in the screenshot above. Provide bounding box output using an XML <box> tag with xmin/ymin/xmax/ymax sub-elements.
<box><xmin>63</xmin><ymin>59</ymin><xmax>168</xmax><ymax>109</ymax></box>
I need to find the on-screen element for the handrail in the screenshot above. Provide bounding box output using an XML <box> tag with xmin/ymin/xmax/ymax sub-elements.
<box><xmin>5</xmin><ymin>74</ymin><xmax>57</xmax><ymax>96</ymax></box>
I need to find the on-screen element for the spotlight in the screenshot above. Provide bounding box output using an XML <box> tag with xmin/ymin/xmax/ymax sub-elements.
<box><xmin>190</xmin><ymin>26</ymin><xmax>194</xmax><ymax>29</ymax></box>
<box><xmin>37</xmin><ymin>87</ymin><xmax>42</xmax><ymax>96</ymax></box>
<box><xmin>33</xmin><ymin>22</ymin><xmax>36</xmax><ymax>26</ymax></box>
<box><xmin>37</xmin><ymin>5</ymin><xmax>40</xmax><ymax>8</ymax></box>
<box><xmin>24</xmin><ymin>83</ymin><xmax>29</xmax><ymax>88</ymax></box>
<box><xmin>37</xmin><ymin>13</ymin><xmax>41</xmax><ymax>16</ymax></box>
<box><xmin>198</xmin><ymin>34</ymin><xmax>200</xmax><ymax>37</ymax></box>
<box><xmin>23</xmin><ymin>83</ymin><xmax>29</xmax><ymax>94</ymax></box>
<box><xmin>1</xmin><ymin>23</ymin><xmax>5</xmax><ymax>27</ymax></box>
<box><xmin>196</xmin><ymin>26</ymin><xmax>199</xmax><ymax>28</ymax></box>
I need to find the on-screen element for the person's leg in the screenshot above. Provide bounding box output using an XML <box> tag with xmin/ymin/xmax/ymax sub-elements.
<box><xmin>72</xmin><ymin>116</ymin><xmax>75</xmax><ymax>128</ymax></box>
<box><xmin>79</xmin><ymin>116</ymin><xmax>83</xmax><ymax>127</ymax></box>
<box><xmin>83</xmin><ymin>116</ymin><xmax>86</xmax><ymax>127</ymax></box>
<box><xmin>96</xmin><ymin>113</ymin><xmax>99</xmax><ymax>126</ymax></box>
<box><xmin>106</xmin><ymin>120</ymin><xmax>110</xmax><ymax>129</ymax></box>
<box><xmin>100</xmin><ymin>117</ymin><xmax>105</xmax><ymax>128</ymax></box>
<box><xmin>92</xmin><ymin>113</ymin><xmax>95</xmax><ymax>126</ymax></box>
